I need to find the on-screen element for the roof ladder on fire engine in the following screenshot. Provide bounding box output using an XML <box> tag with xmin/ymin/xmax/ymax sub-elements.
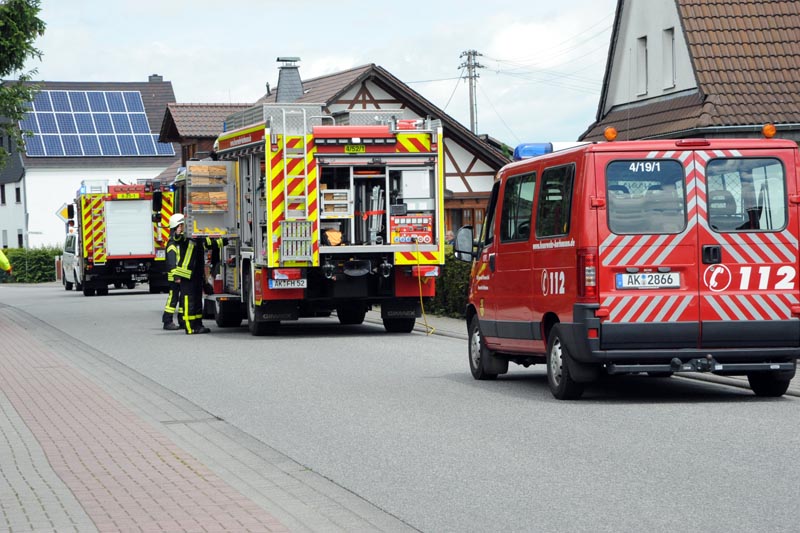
<box><xmin>279</xmin><ymin>107</ymin><xmax>313</xmax><ymax>264</ymax></box>
<box><xmin>282</xmin><ymin>107</ymin><xmax>309</xmax><ymax>220</ymax></box>
<box><xmin>91</xmin><ymin>199</ymin><xmax>106</xmax><ymax>264</ymax></box>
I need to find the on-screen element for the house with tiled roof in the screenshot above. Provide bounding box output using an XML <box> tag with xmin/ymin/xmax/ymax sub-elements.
<box><xmin>580</xmin><ymin>0</ymin><xmax>800</xmax><ymax>143</ymax></box>
<box><xmin>0</xmin><ymin>75</ymin><xmax>180</xmax><ymax>248</ymax></box>
<box><xmin>160</xmin><ymin>60</ymin><xmax>511</xmax><ymax>233</ymax></box>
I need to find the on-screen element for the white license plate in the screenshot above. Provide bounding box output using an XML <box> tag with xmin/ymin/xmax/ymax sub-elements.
<box><xmin>269</xmin><ymin>278</ymin><xmax>307</xmax><ymax>289</ymax></box>
<box><xmin>616</xmin><ymin>272</ymin><xmax>680</xmax><ymax>289</ymax></box>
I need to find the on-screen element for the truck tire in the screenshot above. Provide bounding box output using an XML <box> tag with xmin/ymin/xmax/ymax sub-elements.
<box><xmin>747</xmin><ymin>372</ymin><xmax>792</xmax><ymax>397</ymax></box>
<box><xmin>63</xmin><ymin>270</ymin><xmax>73</xmax><ymax>291</ymax></box>
<box><xmin>83</xmin><ymin>287</ymin><xmax>96</xmax><ymax>296</ymax></box>
<box><xmin>126</xmin><ymin>280</ymin><xmax>136</xmax><ymax>289</ymax></box>
<box><xmin>245</xmin><ymin>271</ymin><xmax>278</xmax><ymax>336</ymax></box>
<box><xmin>336</xmin><ymin>303</ymin><xmax>366</xmax><ymax>325</ymax></box>
<box><xmin>468</xmin><ymin>315</ymin><xmax>503</xmax><ymax>380</ymax></box>
<box><xmin>96</xmin><ymin>287</ymin><xmax>109</xmax><ymax>296</ymax></box>
<box><xmin>215</xmin><ymin>309</ymin><xmax>243</xmax><ymax>328</ymax></box>
<box><xmin>383</xmin><ymin>317</ymin><xmax>415</xmax><ymax>333</ymax></box>
<box><xmin>546</xmin><ymin>324</ymin><xmax>585</xmax><ymax>400</ymax></box>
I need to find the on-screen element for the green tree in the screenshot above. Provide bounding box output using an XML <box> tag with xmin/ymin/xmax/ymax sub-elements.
<box><xmin>0</xmin><ymin>0</ymin><xmax>45</xmax><ymax>169</ymax></box>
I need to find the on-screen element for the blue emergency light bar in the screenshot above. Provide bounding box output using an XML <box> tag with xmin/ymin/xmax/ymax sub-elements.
<box><xmin>513</xmin><ymin>142</ymin><xmax>553</xmax><ymax>161</ymax></box>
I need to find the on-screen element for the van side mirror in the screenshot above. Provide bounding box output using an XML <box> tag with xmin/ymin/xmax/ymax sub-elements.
<box><xmin>67</xmin><ymin>204</ymin><xmax>74</xmax><ymax>220</ymax></box>
<box><xmin>453</xmin><ymin>226</ymin><xmax>476</xmax><ymax>262</ymax></box>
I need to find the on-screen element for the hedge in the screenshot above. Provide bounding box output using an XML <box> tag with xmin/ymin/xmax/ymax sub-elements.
<box><xmin>0</xmin><ymin>246</ymin><xmax>61</xmax><ymax>284</ymax></box>
<box><xmin>426</xmin><ymin>247</ymin><xmax>472</xmax><ymax>319</ymax></box>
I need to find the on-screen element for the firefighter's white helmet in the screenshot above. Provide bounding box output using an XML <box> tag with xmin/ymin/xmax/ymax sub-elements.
<box><xmin>169</xmin><ymin>213</ymin><xmax>185</xmax><ymax>229</ymax></box>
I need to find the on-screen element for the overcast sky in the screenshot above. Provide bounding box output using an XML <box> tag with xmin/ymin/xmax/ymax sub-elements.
<box><xmin>30</xmin><ymin>0</ymin><xmax>618</xmax><ymax>145</ymax></box>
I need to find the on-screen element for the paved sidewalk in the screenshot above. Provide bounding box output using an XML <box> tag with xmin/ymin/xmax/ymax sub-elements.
<box><xmin>0</xmin><ymin>304</ymin><xmax>417</xmax><ymax>533</ymax></box>
<box><xmin>365</xmin><ymin>308</ymin><xmax>800</xmax><ymax>397</ymax></box>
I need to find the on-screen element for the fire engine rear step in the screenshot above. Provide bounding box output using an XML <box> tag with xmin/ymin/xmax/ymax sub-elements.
<box><xmin>607</xmin><ymin>357</ymin><xmax>795</xmax><ymax>375</ymax></box>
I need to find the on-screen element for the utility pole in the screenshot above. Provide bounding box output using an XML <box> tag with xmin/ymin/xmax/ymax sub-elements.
<box><xmin>459</xmin><ymin>50</ymin><xmax>484</xmax><ymax>134</ymax></box>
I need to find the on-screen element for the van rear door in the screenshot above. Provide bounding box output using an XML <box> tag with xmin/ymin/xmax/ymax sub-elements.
<box><xmin>696</xmin><ymin>147</ymin><xmax>800</xmax><ymax>348</ymax></box>
<box><xmin>597</xmin><ymin>150</ymin><xmax>699</xmax><ymax>350</ymax></box>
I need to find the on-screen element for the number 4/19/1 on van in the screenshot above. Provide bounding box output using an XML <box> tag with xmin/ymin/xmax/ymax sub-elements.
<box><xmin>454</xmin><ymin>134</ymin><xmax>799</xmax><ymax>400</ymax></box>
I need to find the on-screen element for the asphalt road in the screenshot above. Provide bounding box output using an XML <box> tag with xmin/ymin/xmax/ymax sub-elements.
<box><xmin>2</xmin><ymin>282</ymin><xmax>799</xmax><ymax>533</ymax></box>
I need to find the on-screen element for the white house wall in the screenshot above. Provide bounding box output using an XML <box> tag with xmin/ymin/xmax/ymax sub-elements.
<box><xmin>605</xmin><ymin>0</ymin><xmax>695</xmax><ymax>114</ymax></box>
<box><xmin>444</xmin><ymin>138</ymin><xmax>496</xmax><ymax>194</ymax></box>
<box><xmin>25</xmin><ymin>166</ymin><xmax>167</xmax><ymax>248</ymax></box>
<box><xmin>0</xmin><ymin>181</ymin><xmax>26</xmax><ymax>248</ymax></box>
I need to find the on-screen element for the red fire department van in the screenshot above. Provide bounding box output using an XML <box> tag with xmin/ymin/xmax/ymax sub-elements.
<box><xmin>454</xmin><ymin>129</ymin><xmax>799</xmax><ymax>400</ymax></box>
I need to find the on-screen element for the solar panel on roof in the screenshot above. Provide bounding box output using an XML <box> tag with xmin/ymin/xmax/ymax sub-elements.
<box><xmin>21</xmin><ymin>89</ymin><xmax>176</xmax><ymax>158</ymax></box>
<box><xmin>154</xmin><ymin>136</ymin><xmax>175</xmax><ymax>155</ymax></box>
<box><xmin>38</xmin><ymin>113</ymin><xmax>57</xmax><ymax>134</ymax></box>
<box><xmin>129</xmin><ymin>113</ymin><xmax>149</xmax><ymax>134</ymax></box>
<box><xmin>135</xmin><ymin>135</ymin><xmax>156</xmax><ymax>155</ymax></box>
<box><xmin>56</xmin><ymin>113</ymin><xmax>77</xmax><ymax>134</ymax></box>
<box><xmin>69</xmin><ymin>91</ymin><xmax>90</xmax><ymax>112</ymax></box>
<box><xmin>80</xmin><ymin>135</ymin><xmax>101</xmax><ymax>156</ymax></box>
<box><xmin>106</xmin><ymin>92</ymin><xmax>125</xmax><ymax>112</ymax></box>
<box><xmin>24</xmin><ymin>136</ymin><xmax>45</xmax><ymax>156</ymax></box>
<box><xmin>123</xmin><ymin>92</ymin><xmax>145</xmax><ymax>112</ymax></box>
<box><xmin>75</xmin><ymin>113</ymin><xmax>95</xmax><ymax>134</ymax></box>
<box><xmin>99</xmin><ymin>135</ymin><xmax>119</xmax><ymax>156</ymax></box>
<box><xmin>62</xmin><ymin>135</ymin><xmax>82</xmax><ymax>156</ymax></box>
<box><xmin>33</xmin><ymin>92</ymin><xmax>52</xmax><ymax>111</ymax></box>
<box><xmin>117</xmin><ymin>135</ymin><xmax>137</xmax><ymax>155</ymax></box>
<box><xmin>51</xmin><ymin>91</ymin><xmax>71</xmax><ymax>112</ymax></box>
<box><xmin>87</xmin><ymin>92</ymin><xmax>107</xmax><ymax>112</ymax></box>
<box><xmin>111</xmin><ymin>113</ymin><xmax>131</xmax><ymax>133</ymax></box>
<box><xmin>42</xmin><ymin>135</ymin><xmax>63</xmax><ymax>156</ymax></box>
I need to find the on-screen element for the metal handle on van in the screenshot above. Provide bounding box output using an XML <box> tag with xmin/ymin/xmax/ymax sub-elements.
<box><xmin>489</xmin><ymin>253</ymin><xmax>496</xmax><ymax>272</ymax></box>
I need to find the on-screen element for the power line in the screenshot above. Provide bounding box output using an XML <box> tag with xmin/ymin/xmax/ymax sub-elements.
<box><xmin>443</xmin><ymin>68</ymin><xmax>465</xmax><ymax>111</ymax></box>
<box><xmin>477</xmin><ymin>83</ymin><xmax>520</xmax><ymax>145</ymax></box>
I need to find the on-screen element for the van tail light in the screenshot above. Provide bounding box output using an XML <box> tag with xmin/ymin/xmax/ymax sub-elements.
<box><xmin>578</xmin><ymin>247</ymin><xmax>598</xmax><ymax>301</ymax></box>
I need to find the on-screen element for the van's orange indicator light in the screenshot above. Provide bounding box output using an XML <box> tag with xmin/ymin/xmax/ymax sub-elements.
<box><xmin>604</xmin><ymin>127</ymin><xmax>618</xmax><ymax>142</ymax></box>
<box><xmin>762</xmin><ymin>123</ymin><xmax>777</xmax><ymax>138</ymax></box>
<box><xmin>588</xmin><ymin>328</ymin><xmax>599</xmax><ymax>339</ymax></box>
<box><xmin>595</xmin><ymin>308</ymin><xmax>610</xmax><ymax>318</ymax></box>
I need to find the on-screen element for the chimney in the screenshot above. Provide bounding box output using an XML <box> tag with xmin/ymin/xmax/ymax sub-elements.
<box><xmin>275</xmin><ymin>57</ymin><xmax>303</xmax><ymax>103</ymax></box>
<box><xmin>149</xmin><ymin>74</ymin><xmax>163</xmax><ymax>83</ymax></box>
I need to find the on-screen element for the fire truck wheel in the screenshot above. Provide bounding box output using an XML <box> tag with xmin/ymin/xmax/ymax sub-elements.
<box><xmin>468</xmin><ymin>315</ymin><xmax>498</xmax><ymax>380</ymax></box>
<box><xmin>126</xmin><ymin>281</ymin><xmax>136</xmax><ymax>289</ymax></box>
<box><xmin>114</xmin><ymin>282</ymin><xmax>123</xmax><ymax>289</ymax></box>
<box><xmin>336</xmin><ymin>304</ymin><xmax>366</xmax><ymax>325</ymax></box>
<box><xmin>383</xmin><ymin>317</ymin><xmax>415</xmax><ymax>333</ymax></box>
<box><xmin>546</xmin><ymin>325</ymin><xmax>585</xmax><ymax>400</ymax></box>
<box><xmin>747</xmin><ymin>372</ymin><xmax>792</xmax><ymax>397</ymax></box>
<box><xmin>96</xmin><ymin>287</ymin><xmax>109</xmax><ymax>296</ymax></box>
<box><xmin>83</xmin><ymin>287</ymin><xmax>96</xmax><ymax>297</ymax></box>
<box><xmin>245</xmin><ymin>271</ymin><xmax>279</xmax><ymax>336</ymax></box>
<box><xmin>63</xmin><ymin>271</ymin><xmax>73</xmax><ymax>291</ymax></box>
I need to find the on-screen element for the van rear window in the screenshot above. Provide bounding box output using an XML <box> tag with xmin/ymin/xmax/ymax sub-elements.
<box><xmin>606</xmin><ymin>159</ymin><xmax>686</xmax><ymax>234</ymax></box>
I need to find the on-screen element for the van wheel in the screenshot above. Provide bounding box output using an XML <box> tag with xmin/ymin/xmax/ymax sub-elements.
<box><xmin>468</xmin><ymin>315</ymin><xmax>499</xmax><ymax>380</ymax></box>
<box><xmin>75</xmin><ymin>273</ymin><xmax>83</xmax><ymax>291</ymax></box>
<box><xmin>546</xmin><ymin>325</ymin><xmax>585</xmax><ymax>400</ymax></box>
<box><xmin>383</xmin><ymin>317</ymin><xmax>415</xmax><ymax>333</ymax></box>
<box><xmin>63</xmin><ymin>271</ymin><xmax>73</xmax><ymax>291</ymax></box>
<box><xmin>747</xmin><ymin>372</ymin><xmax>791</xmax><ymax>397</ymax></box>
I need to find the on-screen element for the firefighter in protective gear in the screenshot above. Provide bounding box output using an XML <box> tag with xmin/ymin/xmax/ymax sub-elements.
<box><xmin>166</xmin><ymin>214</ymin><xmax>226</xmax><ymax>334</ymax></box>
<box><xmin>162</xmin><ymin>214</ymin><xmax>185</xmax><ymax>330</ymax></box>
<box><xmin>0</xmin><ymin>248</ymin><xmax>11</xmax><ymax>275</ymax></box>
